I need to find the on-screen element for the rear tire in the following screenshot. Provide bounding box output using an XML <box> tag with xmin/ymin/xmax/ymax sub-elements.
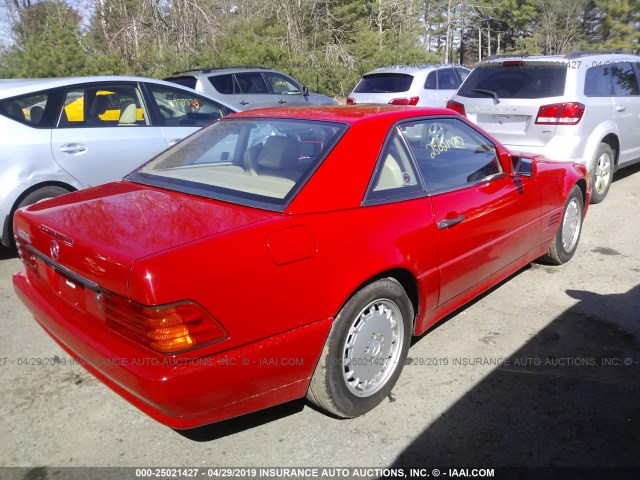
<box><xmin>307</xmin><ymin>278</ymin><xmax>412</xmax><ymax>418</ymax></box>
<box><xmin>540</xmin><ymin>185</ymin><xmax>583</xmax><ymax>265</ymax></box>
<box><xmin>17</xmin><ymin>186</ymin><xmax>70</xmax><ymax>209</ymax></box>
<box><xmin>8</xmin><ymin>186</ymin><xmax>71</xmax><ymax>247</ymax></box>
<box><xmin>590</xmin><ymin>143</ymin><xmax>614</xmax><ymax>204</ymax></box>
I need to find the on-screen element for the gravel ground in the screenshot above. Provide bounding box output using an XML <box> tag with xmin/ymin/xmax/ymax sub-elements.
<box><xmin>1</xmin><ymin>165</ymin><xmax>638</xmax><ymax>479</ymax></box>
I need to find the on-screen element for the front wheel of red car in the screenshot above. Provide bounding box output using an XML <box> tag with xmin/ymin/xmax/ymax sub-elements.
<box><xmin>307</xmin><ymin>278</ymin><xmax>413</xmax><ymax>418</ymax></box>
<box><xmin>540</xmin><ymin>185</ymin><xmax>584</xmax><ymax>265</ymax></box>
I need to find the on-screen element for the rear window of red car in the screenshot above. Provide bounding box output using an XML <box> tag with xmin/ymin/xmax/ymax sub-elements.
<box><xmin>128</xmin><ymin>118</ymin><xmax>347</xmax><ymax>211</ymax></box>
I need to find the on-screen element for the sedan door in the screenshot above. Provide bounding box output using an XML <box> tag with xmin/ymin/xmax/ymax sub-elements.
<box><xmin>51</xmin><ymin>82</ymin><xmax>168</xmax><ymax>187</ymax></box>
<box><xmin>401</xmin><ymin>118</ymin><xmax>541</xmax><ymax>306</ymax></box>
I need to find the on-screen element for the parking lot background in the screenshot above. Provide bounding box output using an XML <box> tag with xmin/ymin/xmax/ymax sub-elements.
<box><xmin>1</xmin><ymin>166</ymin><xmax>638</xmax><ymax>470</ymax></box>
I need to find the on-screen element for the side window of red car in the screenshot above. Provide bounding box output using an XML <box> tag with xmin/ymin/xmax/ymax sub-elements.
<box><xmin>400</xmin><ymin>118</ymin><xmax>502</xmax><ymax>193</ymax></box>
<box><xmin>365</xmin><ymin>128</ymin><xmax>424</xmax><ymax>204</ymax></box>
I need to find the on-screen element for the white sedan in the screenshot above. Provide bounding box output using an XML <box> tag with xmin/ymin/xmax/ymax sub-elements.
<box><xmin>0</xmin><ymin>76</ymin><xmax>237</xmax><ymax>247</ymax></box>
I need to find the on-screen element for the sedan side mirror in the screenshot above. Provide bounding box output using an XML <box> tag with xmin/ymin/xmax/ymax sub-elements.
<box><xmin>513</xmin><ymin>156</ymin><xmax>535</xmax><ymax>177</ymax></box>
<box><xmin>302</xmin><ymin>86</ymin><xmax>309</xmax><ymax>97</ymax></box>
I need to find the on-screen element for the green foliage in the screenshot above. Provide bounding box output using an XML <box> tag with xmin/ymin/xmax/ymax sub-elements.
<box><xmin>594</xmin><ymin>0</ymin><xmax>640</xmax><ymax>53</ymax></box>
<box><xmin>1</xmin><ymin>0</ymin><xmax>639</xmax><ymax>92</ymax></box>
<box><xmin>1</xmin><ymin>0</ymin><xmax>86</xmax><ymax>78</ymax></box>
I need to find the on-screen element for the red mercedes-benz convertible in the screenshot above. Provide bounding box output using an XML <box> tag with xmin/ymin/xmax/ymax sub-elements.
<box><xmin>13</xmin><ymin>106</ymin><xmax>589</xmax><ymax>428</ymax></box>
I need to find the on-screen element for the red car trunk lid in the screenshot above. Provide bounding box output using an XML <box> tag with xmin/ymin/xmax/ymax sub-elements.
<box><xmin>14</xmin><ymin>181</ymin><xmax>273</xmax><ymax>298</ymax></box>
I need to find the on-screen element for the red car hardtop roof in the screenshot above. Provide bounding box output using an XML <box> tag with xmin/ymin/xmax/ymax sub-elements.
<box><xmin>226</xmin><ymin>105</ymin><xmax>456</xmax><ymax>124</ymax></box>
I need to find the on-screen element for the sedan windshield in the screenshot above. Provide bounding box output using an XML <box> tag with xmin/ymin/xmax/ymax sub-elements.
<box><xmin>128</xmin><ymin>118</ymin><xmax>347</xmax><ymax>210</ymax></box>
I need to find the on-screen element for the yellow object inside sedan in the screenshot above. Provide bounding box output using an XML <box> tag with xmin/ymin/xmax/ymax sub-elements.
<box><xmin>64</xmin><ymin>90</ymin><xmax>145</xmax><ymax>123</ymax></box>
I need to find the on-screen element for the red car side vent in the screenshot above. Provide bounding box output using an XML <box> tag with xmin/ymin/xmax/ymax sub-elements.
<box><xmin>547</xmin><ymin>212</ymin><xmax>562</xmax><ymax>230</ymax></box>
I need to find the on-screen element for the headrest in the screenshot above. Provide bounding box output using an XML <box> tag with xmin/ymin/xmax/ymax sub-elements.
<box><xmin>256</xmin><ymin>136</ymin><xmax>300</xmax><ymax>170</ymax></box>
<box><xmin>119</xmin><ymin>102</ymin><xmax>138</xmax><ymax>125</ymax></box>
<box><xmin>6</xmin><ymin>101</ymin><xmax>25</xmax><ymax>121</ymax></box>
<box><xmin>30</xmin><ymin>105</ymin><xmax>44</xmax><ymax>124</ymax></box>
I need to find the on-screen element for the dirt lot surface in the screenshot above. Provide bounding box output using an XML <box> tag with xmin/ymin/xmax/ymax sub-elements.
<box><xmin>1</xmin><ymin>166</ymin><xmax>639</xmax><ymax>479</ymax></box>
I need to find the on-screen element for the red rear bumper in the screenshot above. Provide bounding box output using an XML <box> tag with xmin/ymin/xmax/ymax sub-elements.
<box><xmin>14</xmin><ymin>270</ymin><xmax>332</xmax><ymax>429</ymax></box>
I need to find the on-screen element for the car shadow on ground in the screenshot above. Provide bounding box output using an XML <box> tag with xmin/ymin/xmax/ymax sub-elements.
<box><xmin>613</xmin><ymin>162</ymin><xmax>640</xmax><ymax>183</ymax></box>
<box><xmin>390</xmin><ymin>285</ymin><xmax>640</xmax><ymax>476</ymax></box>
<box><xmin>0</xmin><ymin>247</ymin><xmax>18</xmax><ymax>261</ymax></box>
<box><xmin>174</xmin><ymin>399</ymin><xmax>306</xmax><ymax>442</ymax></box>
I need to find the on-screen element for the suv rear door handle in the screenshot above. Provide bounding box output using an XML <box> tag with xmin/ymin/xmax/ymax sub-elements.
<box><xmin>615</xmin><ymin>106</ymin><xmax>626</xmax><ymax>112</ymax></box>
<box><xmin>437</xmin><ymin>215</ymin><xmax>465</xmax><ymax>229</ymax></box>
<box><xmin>59</xmin><ymin>144</ymin><xmax>87</xmax><ymax>154</ymax></box>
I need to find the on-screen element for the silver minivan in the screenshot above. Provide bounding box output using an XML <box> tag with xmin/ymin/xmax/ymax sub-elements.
<box><xmin>447</xmin><ymin>51</ymin><xmax>640</xmax><ymax>203</ymax></box>
<box><xmin>348</xmin><ymin>65</ymin><xmax>470</xmax><ymax>107</ymax></box>
<box><xmin>164</xmin><ymin>67</ymin><xmax>337</xmax><ymax>111</ymax></box>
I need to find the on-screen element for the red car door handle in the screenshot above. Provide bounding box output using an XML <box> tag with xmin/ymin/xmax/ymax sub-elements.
<box><xmin>437</xmin><ymin>215</ymin><xmax>465</xmax><ymax>229</ymax></box>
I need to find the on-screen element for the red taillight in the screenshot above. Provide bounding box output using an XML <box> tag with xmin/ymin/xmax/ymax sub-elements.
<box><xmin>503</xmin><ymin>60</ymin><xmax>525</xmax><ymax>67</ymax></box>
<box><xmin>104</xmin><ymin>293</ymin><xmax>227</xmax><ymax>354</ymax></box>
<box><xmin>446</xmin><ymin>100</ymin><xmax>466</xmax><ymax>116</ymax></box>
<box><xmin>535</xmin><ymin>102</ymin><xmax>585</xmax><ymax>125</ymax></box>
<box><xmin>346</xmin><ymin>97</ymin><xmax>356</xmax><ymax>105</ymax></box>
<box><xmin>388</xmin><ymin>96</ymin><xmax>419</xmax><ymax>106</ymax></box>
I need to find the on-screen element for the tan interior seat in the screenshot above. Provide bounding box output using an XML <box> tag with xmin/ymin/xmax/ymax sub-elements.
<box><xmin>246</xmin><ymin>136</ymin><xmax>301</xmax><ymax>181</ymax></box>
<box><xmin>118</xmin><ymin>102</ymin><xmax>138</xmax><ymax>125</ymax></box>
<box><xmin>375</xmin><ymin>153</ymin><xmax>404</xmax><ymax>190</ymax></box>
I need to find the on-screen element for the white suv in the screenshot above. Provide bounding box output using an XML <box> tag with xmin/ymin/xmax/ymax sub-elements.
<box><xmin>447</xmin><ymin>50</ymin><xmax>640</xmax><ymax>203</ymax></box>
<box><xmin>348</xmin><ymin>64</ymin><xmax>470</xmax><ymax>108</ymax></box>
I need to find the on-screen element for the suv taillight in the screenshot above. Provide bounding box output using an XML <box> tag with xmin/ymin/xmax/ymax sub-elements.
<box><xmin>388</xmin><ymin>96</ymin><xmax>419</xmax><ymax>106</ymax></box>
<box><xmin>446</xmin><ymin>100</ymin><xmax>466</xmax><ymax>116</ymax></box>
<box><xmin>104</xmin><ymin>293</ymin><xmax>227</xmax><ymax>354</ymax></box>
<box><xmin>346</xmin><ymin>97</ymin><xmax>356</xmax><ymax>105</ymax></box>
<box><xmin>535</xmin><ymin>102</ymin><xmax>585</xmax><ymax>125</ymax></box>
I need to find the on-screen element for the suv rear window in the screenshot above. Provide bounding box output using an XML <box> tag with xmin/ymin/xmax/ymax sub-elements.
<box><xmin>353</xmin><ymin>73</ymin><xmax>414</xmax><ymax>93</ymax></box>
<box><xmin>457</xmin><ymin>64</ymin><xmax>567</xmax><ymax>99</ymax></box>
